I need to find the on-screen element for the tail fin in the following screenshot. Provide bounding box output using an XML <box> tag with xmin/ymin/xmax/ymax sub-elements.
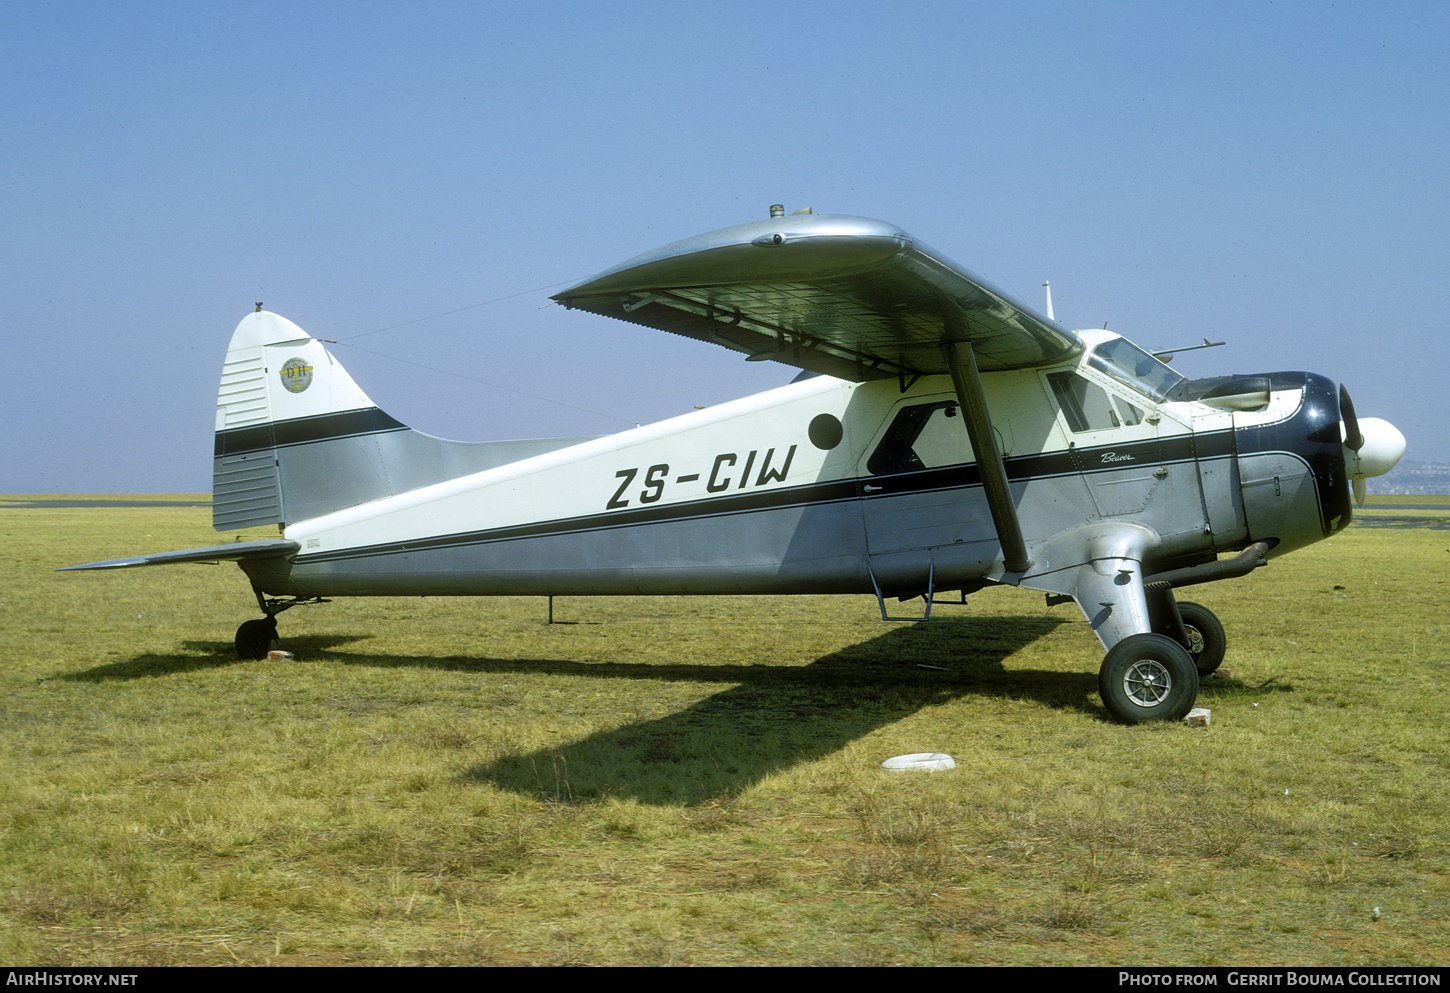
<box><xmin>212</xmin><ymin>310</ymin><xmax>593</xmax><ymax>531</ymax></box>
<box><xmin>213</xmin><ymin>311</ymin><xmax>394</xmax><ymax>529</ymax></box>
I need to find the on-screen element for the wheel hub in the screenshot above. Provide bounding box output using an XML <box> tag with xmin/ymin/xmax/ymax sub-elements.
<box><xmin>1184</xmin><ymin>624</ymin><xmax>1205</xmax><ymax>656</ymax></box>
<box><xmin>1123</xmin><ymin>659</ymin><xmax>1173</xmax><ymax>707</ymax></box>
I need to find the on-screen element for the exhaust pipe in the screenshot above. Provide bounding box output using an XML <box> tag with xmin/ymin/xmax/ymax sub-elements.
<box><xmin>1144</xmin><ymin>541</ymin><xmax>1275</xmax><ymax>590</ymax></box>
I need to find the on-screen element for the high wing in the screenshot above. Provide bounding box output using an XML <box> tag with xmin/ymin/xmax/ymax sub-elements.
<box><xmin>552</xmin><ymin>212</ymin><xmax>1082</xmax><ymax>381</ymax></box>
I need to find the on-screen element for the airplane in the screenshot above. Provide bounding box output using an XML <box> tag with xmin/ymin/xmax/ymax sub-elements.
<box><xmin>61</xmin><ymin>207</ymin><xmax>1407</xmax><ymax>724</ymax></box>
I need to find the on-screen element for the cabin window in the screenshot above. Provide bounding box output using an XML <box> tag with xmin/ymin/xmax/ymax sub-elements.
<box><xmin>868</xmin><ymin>401</ymin><xmax>973</xmax><ymax>475</ymax></box>
<box><xmin>1048</xmin><ymin>373</ymin><xmax>1118</xmax><ymax>432</ymax></box>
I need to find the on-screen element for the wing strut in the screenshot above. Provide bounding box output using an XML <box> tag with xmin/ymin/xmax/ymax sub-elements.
<box><xmin>943</xmin><ymin>341</ymin><xmax>1032</xmax><ymax>574</ymax></box>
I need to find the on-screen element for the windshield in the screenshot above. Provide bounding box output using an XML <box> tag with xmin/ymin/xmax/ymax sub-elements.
<box><xmin>1087</xmin><ymin>337</ymin><xmax>1185</xmax><ymax>402</ymax></box>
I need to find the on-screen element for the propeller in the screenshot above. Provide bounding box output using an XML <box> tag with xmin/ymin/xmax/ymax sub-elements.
<box><xmin>1340</xmin><ymin>385</ymin><xmax>1406</xmax><ymax>506</ymax></box>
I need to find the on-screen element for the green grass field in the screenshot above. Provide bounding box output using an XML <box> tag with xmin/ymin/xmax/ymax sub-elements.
<box><xmin>1</xmin><ymin>497</ymin><xmax>1446</xmax><ymax>966</ymax></box>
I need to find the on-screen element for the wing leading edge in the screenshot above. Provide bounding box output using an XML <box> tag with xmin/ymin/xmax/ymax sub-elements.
<box><xmin>552</xmin><ymin>213</ymin><xmax>1082</xmax><ymax>382</ymax></box>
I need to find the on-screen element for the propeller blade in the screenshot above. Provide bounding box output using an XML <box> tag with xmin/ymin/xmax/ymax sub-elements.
<box><xmin>1340</xmin><ymin>381</ymin><xmax>1405</xmax><ymax>506</ymax></box>
<box><xmin>1339</xmin><ymin>384</ymin><xmax>1365</xmax><ymax>451</ymax></box>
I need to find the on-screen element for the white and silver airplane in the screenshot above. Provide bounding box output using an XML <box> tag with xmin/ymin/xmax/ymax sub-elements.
<box><xmin>63</xmin><ymin>208</ymin><xmax>1406</xmax><ymax>723</ymax></box>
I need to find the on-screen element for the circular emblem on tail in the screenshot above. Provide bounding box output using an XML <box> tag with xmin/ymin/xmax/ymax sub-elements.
<box><xmin>279</xmin><ymin>357</ymin><xmax>314</xmax><ymax>393</ymax></box>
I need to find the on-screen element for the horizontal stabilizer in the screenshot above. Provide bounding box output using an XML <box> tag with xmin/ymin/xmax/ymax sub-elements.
<box><xmin>58</xmin><ymin>539</ymin><xmax>300</xmax><ymax>572</ymax></box>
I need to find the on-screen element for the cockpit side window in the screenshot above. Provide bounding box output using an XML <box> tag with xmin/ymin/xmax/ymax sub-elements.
<box><xmin>1047</xmin><ymin>372</ymin><xmax>1148</xmax><ymax>432</ymax></box>
<box><xmin>1087</xmin><ymin>337</ymin><xmax>1185</xmax><ymax>402</ymax></box>
<box><xmin>868</xmin><ymin>401</ymin><xmax>973</xmax><ymax>475</ymax></box>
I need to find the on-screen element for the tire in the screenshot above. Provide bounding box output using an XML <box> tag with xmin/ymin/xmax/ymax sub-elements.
<box><xmin>1177</xmin><ymin>601</ymin><xmax>1226</xmax><ymax>677</ymax></box>
<box><xmin>234</xmin><ymin>618</ymin><xmax>277</xmax><ymax>660</ymax></box>
<box><xmin>1098</xmin><ymin>633</ymin><xmax>1199</xmax><ymax>724</ymax></box>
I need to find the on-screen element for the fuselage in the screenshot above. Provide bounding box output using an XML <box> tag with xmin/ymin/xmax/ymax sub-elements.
<box><xmin>245</xmin><ymin>332</ymin><xmax>1356</xmax><ymax>605</ymax></box>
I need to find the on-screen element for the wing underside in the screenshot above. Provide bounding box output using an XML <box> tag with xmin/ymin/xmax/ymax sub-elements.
<box><xmin>552</xmin><ymin>213</ymin><xmax>1082</xmax><ymax>381</ymax></box>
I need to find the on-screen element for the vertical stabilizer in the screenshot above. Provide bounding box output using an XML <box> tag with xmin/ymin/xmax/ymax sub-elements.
<box><xmin>213</xmin><ymin>311</ymin><xmax>388</xmax><ymax>530</ymax></box>
<box><xmin>211</xmin><ymin>310</ymin><xmax>599</xmax><ymax>533</ymax></box>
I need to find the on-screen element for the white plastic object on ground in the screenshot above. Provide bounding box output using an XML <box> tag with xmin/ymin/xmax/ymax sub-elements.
<box><xmin>881</xmin><ymin>753</ymin><xmax>956</xmax><ymax>772</ymax></box>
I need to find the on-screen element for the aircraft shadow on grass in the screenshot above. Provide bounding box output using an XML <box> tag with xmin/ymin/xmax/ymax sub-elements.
<box><xmin>457</xmin><ymin>614</ymin><xmax>1088</xmax><ymax>806</ymax></box>
<box><xmin>55</xmin><ymin>615</ymin><xmax>1079</xmax><ymax>801</ymax></box>
<box><xmin>444</xmin><ymin>617</ymin><xmax>1291</xmax><ymax>806</ymax></box>
<box><xmin>52</xmin><ymin>635</ymin><xmax>371</xmax><ymax>682</ymax></box>
<box><xmin>52</xmin><ymin>618</ymin><xmax>1291</xmax><ymax>806</ymax></box>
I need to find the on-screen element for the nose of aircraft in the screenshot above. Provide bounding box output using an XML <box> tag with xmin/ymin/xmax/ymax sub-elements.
<box><xmin>1341</xmin><ymin>389</ymin><xmax>1407</xmax><ymax>505</ymax></box>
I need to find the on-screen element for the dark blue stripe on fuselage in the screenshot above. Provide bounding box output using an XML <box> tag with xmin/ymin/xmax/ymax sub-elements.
<box><xmin>296</xmin><ymin>428</ymin><xmax>1241</xmax><ymax>566</ymax></box>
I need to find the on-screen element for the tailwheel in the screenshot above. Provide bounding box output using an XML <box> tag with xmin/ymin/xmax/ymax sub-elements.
<box><xmin>1176</xmin><ymin>601</ymin><xmax>1226</xmax><ymax>677</ymax></box>
<box><xmin>236</xmin><ymin>593</ymin><xmax>327</xmax><ymax>660</ymax></box>
<box><xmin>234</xmin><ymin>616</ymin><xmax>278</xmax><ymax>660</ymax></box>
<box><xmin>1099</xmin><ymin>633</ymin><xmax>1199</xmax><ymax>724</ymax></box>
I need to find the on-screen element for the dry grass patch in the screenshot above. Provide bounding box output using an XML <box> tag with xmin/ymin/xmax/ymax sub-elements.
<box><xmin>1</xmin><ymin>502</ymin><xmax>1447</xmax><ymax>965</ymax></box>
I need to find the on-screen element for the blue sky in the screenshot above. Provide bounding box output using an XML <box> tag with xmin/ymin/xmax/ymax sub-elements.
<box><xmin>5</xmin><ymin>0</ymin><xmax>1446</xmax><ymax>492</ymax></box>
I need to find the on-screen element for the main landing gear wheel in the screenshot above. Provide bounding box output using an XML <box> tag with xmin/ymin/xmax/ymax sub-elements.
<box><xmin>1098</xmin><ymin>633</ymin><xmax>1199</xmax><ymax>724</ymax></box>
<box><xmin>234</xmin><ymin>617</ymin><xmax>278</xmax><ymax>660</ymax></box>
<box><xmin>1176</xmin><ymin>601</ymin><xmax>1226</xmax><ymax>677</ymax></box>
